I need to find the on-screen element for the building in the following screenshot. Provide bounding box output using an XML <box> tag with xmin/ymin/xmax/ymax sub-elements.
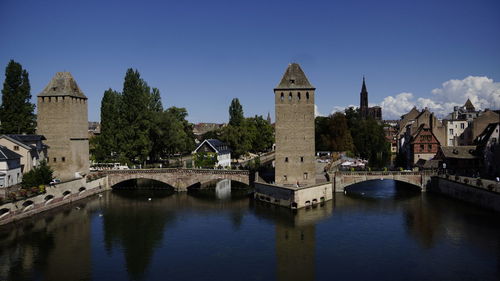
<box><xmin>0</xmin><ymin>134</ymin><xmax>47</xmax><ymax>173</ymax></box>
<box><xmin>434</xmin><ymin>146</ymin><xmax>481</xmax><ymax>176</ymax></box>
<box><xmin>474</xmin><ymin>122</ymin><xmax>499</xmax><ymax>179</ymax></box>
<box><xmin>469</xmin><ymin>110</ymin><xmax>499</xmax><ymax>143</ymax></box>
<box><xmin>409</xmin><ymin>124</ymin><xmax>440</xmax><ymax>164</ymax></box>
<box><xmin>274</xmin><ymin>63</ymin><xmax>316</xmax><ymax>186</ymax></box>
<box><xmin>0</xmin><ymin>145</ymin><xmax>22</xmax><ymax>189</ymax></box>
<box><xmin>193</xmin><ymin>139</ymin><xmax>231</xmax><ymax>168</ymax></box>
<box><xmin>37</xmin><ymin>72</ymin><xmax>90</xmax><ymax>181</ymax></box>
<box><xmin>382</xmin><ymin>121</ymin><xmax>398</xmax><ymax>153</ymax></box>
<box><xmin>359</xmin><ymin>77</ymin><xmax>382</xmax><ymax>121</ymax></box>
<box><xmin>192</xmin><ymin>123</ymin><xmax>224</xmax><ymax>142</ymax></box>
<box><xmin>444</xmin><ymin>98</ymin><xmax>481</xmax><ymax>121</ymax></box>
<box><xmin>444</xmin><ymin>119</ymin><xmax>469</xmax><ymax>146</ymax></box>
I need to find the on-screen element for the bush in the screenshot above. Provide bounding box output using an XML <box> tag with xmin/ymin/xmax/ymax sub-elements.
<box><xmin>21</xmin><ymin>161</ymin><xmax>53</xmax><ymax>188</ymax></box>
<box><xmin>476</xmin><ymin>179</ymin><xmax>483</xmax><ymax>187</ymax></box>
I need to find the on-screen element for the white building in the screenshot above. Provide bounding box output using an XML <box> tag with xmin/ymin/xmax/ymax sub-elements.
<box><xmin>444</xmin><ymin>120</ymin><xmax>469</xmax><ymax>146</ymax></box>
<box><xmin>193</xmin><ymin>139</ymin><xmax>231</xmax><ymax>168</ymax></box>
<box><xmin>0</xmin><ymin>145</ymin><xmax>22</xmax><ymax>189</ymax></box>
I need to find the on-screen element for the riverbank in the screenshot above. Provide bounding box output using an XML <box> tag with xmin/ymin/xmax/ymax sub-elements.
<box><xmin>0</xmin><ymin>177</ymin><xmax>109</xmax><ymax>225</ymax></box>
<box><xmin>430</xmin><ymin>175</ymin><xmax>500</xmax><ymax>212</ymax></box>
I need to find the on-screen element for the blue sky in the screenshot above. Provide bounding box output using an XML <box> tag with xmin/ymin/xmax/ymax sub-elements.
<box><xmin>1</xmin><ymin>0</ymin><xmax>499</xmax><ymax>122</ymax></box>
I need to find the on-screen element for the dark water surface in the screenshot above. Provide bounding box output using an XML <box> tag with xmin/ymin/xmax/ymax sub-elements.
<box><xmin>1</xmin><ymin>180</ymin><xmax>499</xmax><ymax>281</ymax></box>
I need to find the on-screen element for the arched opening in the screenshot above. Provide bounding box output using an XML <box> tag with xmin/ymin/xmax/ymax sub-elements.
<box><xmin>344</xmin><ymin>179</ymin><xmax>421</xmax><ymax>200</ymax></box>
<box><xmin>306</xmin><ymin>92</ymin><xmax>310</xmax><ymax>101</ymax></box>
<box><xmin>44</xmin><ymin>194</ymin><xmax>54</xmax><ymax>205</ymax></box>
<box><xmin>0</xmin><ymin>208</ymin><xmax>10</xmax><ymax>219</ymax></box>
<box><xmin>280</xmin><ymin>92</ymin><xmax>284</xmax><ymax>102</ymax></box>
<box><xmin>288</xmin><ymin>92</ymin><xmax>292</xmax><ymax>101</ymax></box>
<box><xmin>112</xmin><ymin>178</ymin><xmax>175</xmax><ymax>190</ymax></box>
<box><xmin>22</xmin><ymin>200</ymin><xmax>34</xmax><ymax>212</ymax></box>
<box><xmin>188</xmin><ymin>179</ymin><xmax>251</xmax><ymax>201</ymax></box>
<box><xmin>62</xmin><ymin>191</ymin><xmax>71</xmax><ymax>199</ymax></box>
<box><xmin>298</xmin><ymin>92</ymin><xmax>301</xmax><ymax>100</ymax></box>
<box><xmin>78</xmin><ymin>186</ymin><xmax>86</xmax><ymax>195</ymax></box>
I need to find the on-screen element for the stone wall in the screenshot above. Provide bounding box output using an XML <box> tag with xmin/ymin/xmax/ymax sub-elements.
<box><xmin>430</xmin><ymin>176</ymin><xmax>500</xmax><ymax>212</ymax></box>
<box><xmin>254</xmin><ymin>182</ymin><xmax>333</xmax><ymax>209</ymax></box>
<box><xmin>0</xmin><ymin>177</ymin><xmax>108</xmax><ymax>225</ymax></box>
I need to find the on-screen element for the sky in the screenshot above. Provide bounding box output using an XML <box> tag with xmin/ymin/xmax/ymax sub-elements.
<box><xmin>1</xmin><ymin>0</ymin><xmax>499</xmax><ymax>123</ymax></box>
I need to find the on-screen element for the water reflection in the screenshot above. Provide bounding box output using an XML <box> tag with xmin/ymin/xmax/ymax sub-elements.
<box><xmin>0</xmin><ymin>180</ymin><xmax>499</xmax><ymax>281</ymax></box>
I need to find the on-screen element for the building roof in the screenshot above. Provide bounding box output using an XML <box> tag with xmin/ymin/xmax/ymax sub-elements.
<box><xmin>361</xmin><ymin>76</ymin><xmax>367</xmax><ymax>94</ymax></box>
<box><xmin>0</xmin><ymin>145</ymin><xmax>22</xmax><ymax>160</ymax></box>
<box><xmin>7</xmin><ymin>134</ymin><xmax>46</xmax><ymax>143</ymax></box>
<box><xmin>0</xmin><ymin>135</ymin><xmax>33</xmax><ymax>150</ymax></box>
<box><xmin>38</xmin><ymin>72</ymin><xmax>87</xmax><ymax>98</ymax></box>
<box><xmin>439</xmin><ymin>146</ymin><xmax>478</xmax><ymax>159</ymax></box>
<box><xmin>194</xmin><ymin>139</ymin><xmax>231</xmax><ymax>154</ymax></box>
<box><xmin>464</xmin><ymin>98</ymin><xmax>475</xmax><ymax>111</ymax></box>
<box><xmin>275</xmin><ymin>63</ymin><xmax>315</xmax><ymax>90</ymax></box>
<box><xmin>474</xmin><ymin>122</ymin><xmax>499</xmax><ymax>146</ymax></box>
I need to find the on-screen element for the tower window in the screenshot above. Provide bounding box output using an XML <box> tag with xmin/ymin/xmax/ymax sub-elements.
<box><xmin>62</xmin><ymin>157</ymin><xmax>66</xmax><ymax>162</ymax></box>
<box><xmin>288</xmin><ymin>93</ymin><xmax>292</xmax><ymax>101</ymax></box>
<box><xmin>303</xmin><ymin>173</ymin><xmax>308</xmax><ymax>179</ymax></box>
<box><xmin>53</xmin><ymin>157</ymin><xmax>57</xmax><ymax>163</ymax></box>
<box><xmin>298</xmin><ymin>92</ymin><xmax>301</xmax><ymax>100</ymax></box>
<box><xmin>284</xmin><ymin>175</ymin><xmax>287</xmax><ymax>181</ymax></box>
<box><xmin>306</xmin><ymin>92</ymin><xmax>310</xmax><ymax>100</ymax></box>
<box><xmin>285</xmin><ymin>157</ymin><xmax>288</xmax><ymax>162</ymax></box>
<box><xmin>300</xmin><ymin>157</ymin><xmax>304</xmax><ymax>162</ymax></box>
<box><xmin>280</xmin><ymin>92</ymin><xmax>284</xmax><ymax>101</ymax></box>
<box><xmin>290</xmin><ymin>79</ymin><xmax>295</xmax><ymax>84</ymax></box>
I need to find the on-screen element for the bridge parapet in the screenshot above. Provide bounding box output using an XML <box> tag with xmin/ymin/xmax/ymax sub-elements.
<box><xmin>104</xmin><ymin>168</ymin><xmax>252</xmax><ymax>191</ymax></box>
<box><xmin>331</xmin><ymin>171</ymin><xmax>435</xmax><ymax>192</ymax></box>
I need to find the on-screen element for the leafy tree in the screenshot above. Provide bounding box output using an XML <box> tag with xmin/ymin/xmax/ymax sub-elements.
<box><xmin>121</xmin><ymin>69</ymin><xmax>153</xmax><ymax>164</ymax></box>
<box><xmin>315</xmin><ymin>113</ymin><xmax>354</xmax><ymax>152</ymax></box>
<box><xmin>228</xmin><ymin>98</ymin><xmax>244</xmax><ymax>126</ymax></box>
<box><xmin>0</xmin><ymin>60</ymin><xmax>36</xmax><ymax>134</ymax></box>
<box><xmin>21</xmin><ymin>161</ymin><xmax>53</xmax><ymax>188</ymax></box>
<box><xmin>94</xmin><ymin>89</ymin><xmax>123</xmax><ymax>162</ymax></box>
<box><xmin>193</xmin><ymin>152</ymin><xmax>217</xmax><ymax>168</ymax></box>
<box><xmin>246</xmin><ymin>115</ymin><xmax>274</xmax><ymax>152</ymax></box>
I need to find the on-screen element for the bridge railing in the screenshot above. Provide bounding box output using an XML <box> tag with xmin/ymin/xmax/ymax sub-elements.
<box><xmin>100</xmin><ymin>168</ymin><xmax>250</xmax><ymax>175</ymax></box>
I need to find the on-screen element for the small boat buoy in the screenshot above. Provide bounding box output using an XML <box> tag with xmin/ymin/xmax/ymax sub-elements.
<box><xmin>98</xmin><ymin>194</ymin><xmax>103</xmax><ymax>198</ymax></box>
<box><xmin>380</xmin><ymin>178</ymin><xmax>383</xmax><ymax>181</ymax></box>
<box><xmin>148</xmin><ymin>198</ymin><xmax>152</xmax><ymax>201</ymax></box>
<box><xmin>75</xmin><ymin>206</ymin><xmax>80</xmax><ymax>210</ymax></box>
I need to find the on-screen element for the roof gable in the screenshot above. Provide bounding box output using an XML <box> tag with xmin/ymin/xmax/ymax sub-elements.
<box><xmin>0</xmin><ymin>145</ymin><xmax>22</xmax><ymax>160</ymax></box>
<box><xmin>0</xmin><ymin>135</ymin><xmax>33</xmax><ymax>150</ymax></box>
<box><xmin>38</xmin><ymin>72</ymin><xmax>87</xmax><ymax>98</ymax></box>
<box><xmin>194</xmin><ymin>139</ymin><xmax>230</xmax><ymax>154</ymax></box>
<box><xmin>275</xmin><ymin>63</ymin><xmax>315</xmax><ymax>90</ymax></box>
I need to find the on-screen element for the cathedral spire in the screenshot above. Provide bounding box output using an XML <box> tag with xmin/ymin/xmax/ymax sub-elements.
<box><xmin>360</xmin><ymin>76</ymin><xmax>368</xmax><ymax>111</ymax></box>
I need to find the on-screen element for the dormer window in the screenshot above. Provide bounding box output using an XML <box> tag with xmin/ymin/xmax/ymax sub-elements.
<box><xmin>289</xmin><ymin>79</ymin><xmax>295</xmax><ymax>84</ymax></box>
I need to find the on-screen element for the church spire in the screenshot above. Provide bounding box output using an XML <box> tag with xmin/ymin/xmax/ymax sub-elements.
<box><xmin>360</xmin><ymin>76</ymin><xmax>368</xmax><ymax>111</ymax></box>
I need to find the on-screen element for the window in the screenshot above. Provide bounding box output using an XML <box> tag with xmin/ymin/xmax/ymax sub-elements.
<box><xmin>460</xmin><ymin>123</ymin><xmax>465</xmax><ymax>129</ymax></box>
<box><xmin>300</xmin><ymin>157</ymin><xmax>304</xmax><ymax>162</ymax></box>
<box><xmin>288</xmin><ymin>92</ymin><xmax>292</xmax><ymax>101</ymax></box>
<box><xmin>289</xmin><ymin>79</ymin><xmax>295</xmax><ymax>84</ymax></box>
<box><xmin>449</xmin><ymin>129</ymin><xmax>454</xmax><ymax>135</ymax></box>
<box><xmin>280</xmin><ymin>92</ymin><xmax>284</xmax><ymax>101</ymax></box>
<box><xmin>285</xmin><ymin>157</ymin><xmax>288</xmax><ymax>162</ymax></box>
<box><xmin>13</xmin><ymin>145</ymin><xmax>19</xmax><ymax>151</ymax></box>
<box><xmin>298</xmin><ymin>92</ymin><xmax>301</xmax><ymax>100</ymax></box>
<box><xmin>283</xmin><ymin>175</ymin><xmax>287</xmax><ymax>181</ymax></box>
<box><xmin>428</xmin><ymin>145</ymin><xmax>432</xmax><ymax>150</ymax></box>
<box><xmin>420</xmin><ymin>144</ymin><xmax>424</xmax><ymax>151</ymax></box>
<box><xmin>306</xmin><ymin>92</ymin><xmax>310</xmax><ymax>100</ymax></box>
<box><xmin>62</xmin><ymin>157</ymin><xmax>65</xmax><ymax>162</ymax></box>
<box><xmin>303</xmin><ymin>173</ymin><xmax>308</xmax><ymax>180</ymax></box>
<box><xmin>53</xmin><ymin>157</ymin><xmax>57</xmax><ymax>163</ymax></box>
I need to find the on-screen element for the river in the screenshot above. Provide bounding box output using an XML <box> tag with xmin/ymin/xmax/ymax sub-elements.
<box><xmin>1</xmin><ymin>180</ymin><xmax>499</xmax><ymax>281</ymax></box>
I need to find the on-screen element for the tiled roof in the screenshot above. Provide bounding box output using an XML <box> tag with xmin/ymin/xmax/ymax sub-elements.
<box><xmin>275</xmin><ymin>63</ymin><xmax>315</xmax><ymax>90</ymax></box>
<box><xmin>0</xmin><ymin>145</ymin><xmax>22</xmax><ymax>160</ymax></box>
<box><xmin>440</xmin><ymin>146</ymin><xmax>478</xmax><ymax>159</ymax></box>
<box><xmin>38</xmin><ymin>72</ymin><xmax>87</xmax><ymax>98</ymax></box>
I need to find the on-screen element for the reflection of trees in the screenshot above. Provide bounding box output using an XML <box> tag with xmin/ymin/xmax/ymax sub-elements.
<box><xmin>103</xmin><ymin>191</ymin><xmax>176</xmax><ymax>281</ymax></box>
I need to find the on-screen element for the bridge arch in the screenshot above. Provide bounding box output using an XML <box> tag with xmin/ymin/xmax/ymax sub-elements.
<box><xmin>333</xmin><ymin>171</ymin><xmax>432</xmax><ymax>192</ymax></box>
<box><xmin>343</xmin><ymin>179</ymin><xmax>422</xmax><ymax>191</ymax></box>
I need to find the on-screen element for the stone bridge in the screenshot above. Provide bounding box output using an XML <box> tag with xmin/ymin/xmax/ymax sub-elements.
<box><xmin>331</xmin><ymin>171</ymin><xmax>435</xmax><ymax>192</ymax></box>
<box><xmin>103</xmin><ymin>168</ymin><xmax>252</xmax><ymax>191</ymax></box>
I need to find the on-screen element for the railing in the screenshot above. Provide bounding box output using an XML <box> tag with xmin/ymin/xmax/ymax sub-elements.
<box><xmin>102</xmin><ymin>168</ymin><xmax>250</xmax><ymax>175</ymax></box>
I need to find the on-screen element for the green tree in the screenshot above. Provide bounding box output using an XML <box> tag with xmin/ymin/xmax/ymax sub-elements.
<box><xmin>228</xmin><ymin>98</ymin><xmax>244</xmax><ymax>126</ymax></box>
<box><xmin>315</xmin><ymin>113</ymin><xmax>354</xmax><ymax>152</ymax></box>
<box><xmin>246</xmin><ymin>115</ymin><xmax>274</xmax><ymax>152</ymax></box>
<box><xmin>0</xmin><ymin>60</ymin><xmax>36</xmax><ymax>134</ymax></box>
<box><xmin>94</xmin><ymin>89</ymin><xmax>123</xmax><ymax>162</ymax></box>
<box><xmin>21</xmin><ymin>161</ymin><xmax>53</xmax><ymax>188</ymax></box>
<box><xmin>121</xmin><ymin>69</ymin><xmax>153</xmax><ymax>164</ymax></box>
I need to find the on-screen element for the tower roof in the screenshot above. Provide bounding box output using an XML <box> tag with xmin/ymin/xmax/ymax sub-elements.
<box><xmin>361</xmin><ymin>76</ymin><xmax>367</xmax><ymax>93</ymax></box>
<box><xmin>464</xmin><ymin>98</ymin><xmax>475</xmax><ymax>111</ymax></box>
<box><xmin>38</xmin><ymin>72</ymin><xmax>87</xmax><ymax>98</ymax></box>
<box><xmin>275</xmin><ymin>63</ymin><xmax>315</xmax><ymax>90</ymax></box>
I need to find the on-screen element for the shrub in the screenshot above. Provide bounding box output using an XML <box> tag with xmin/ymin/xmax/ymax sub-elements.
<box><xmin>476</xmin><ymin>179</ymin><xmax>483</xmax><ymax>187</ymax></box>
<box><xmin>21</xmin><ymin>161</ymin><xmax>53</xmax><ymax>188</ymax></box>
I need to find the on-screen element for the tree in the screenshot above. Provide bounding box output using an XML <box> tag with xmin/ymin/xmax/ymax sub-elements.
<box><xmin>121</xmin><ymin>69</ymin><xmax>153</xmax><ymax>164</ymax></box>
<box><xmin>93</xmin><ymin>89</ymin><xmax>123</xmax><ymax>162</ymax></box>
<box><xmin>228</xmin><ymin>98</ymin><xmax>244</xmax><ymax>126</ymax></box>
<box><xmin>21</xmin><ymin>161</ymin><xmax>53</xmax><ymax>188</ymax></box>
<box><xmin>0</xmin><ymin>60</ymin><xmax>36</xmax><ymax>134</ymax></box>
<box><xmin>246</xmin><ymin>115</ymin><xmax>274</xmax><ymax>152</ymax></box>
<box><xmin>315</xmin><ymin>113</ymin><xmax>354</xmax><ymax>152</ymax></box>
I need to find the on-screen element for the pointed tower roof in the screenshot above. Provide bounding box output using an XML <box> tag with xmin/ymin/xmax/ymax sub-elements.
<box><xmin>275</xmin><ymin>63</ymin><xmax>315</xmax><ymax>90</ymax></box>
<box><xmin>38</xmin><ymin>72</ymin><xmax>87</xmax><ymax>98</ymax></box>
<box><xmin>361</xmin><ymin>76</ymin><xmax>367</xmax><ymax>93</ymax></box>
<box><xmin>464</xmin><ymin>98</ymin><xmax>475</xmax><ymax>111</ymax></box>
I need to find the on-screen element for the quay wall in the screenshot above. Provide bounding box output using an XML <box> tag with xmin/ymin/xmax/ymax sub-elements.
<box><xmin>255</xmin><ymin>182</ymin><xmax>333</xmax><ymax>209</ymax></box>
<box><xmin>430</xmin><ymin>175</ymin><xmax>500</xmax><ymax>212</ymax></box>
<box><xmin>0</xmin><ymin>177</ymin><xmax>109</xmax><ymax>225</ymax></box>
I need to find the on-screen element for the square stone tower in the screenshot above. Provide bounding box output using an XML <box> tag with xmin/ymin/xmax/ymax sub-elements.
<box><xmin>37</xmin><ymin>72</ymin><xmax>89</xmax><ymax>181</ymax></box>
<box><xmin>274</xmin><ymin>63</ymin><xmax>316</xmax><ymax>186</ymax></box>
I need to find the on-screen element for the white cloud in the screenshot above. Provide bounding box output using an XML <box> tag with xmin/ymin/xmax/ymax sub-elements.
<box><xmin>330</xmin><ymin>105</ymin><xmax>357</xmax><ymax>115</ymax></box>
<box><xmin>378</xmin><ymin>76</ymin><xmax>500</xmax><ymax>119</ymax></box>
<box><xmin>314</xmin><ymin>105</ymin><xmax>323</xmax><ymax>117</ymax></box>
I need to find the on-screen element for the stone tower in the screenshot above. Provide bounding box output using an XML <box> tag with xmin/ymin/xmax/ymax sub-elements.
<box><xmin>274</xmin><ymin>63</ymin><xmax>315</xmax><ymax>186</ymax></box>
<box><xmin>360</xmin><ymin>76</ymin><xmax>368</xmax><ymax>118</ymax></box>
<box><xmin>37</xmin><ymin>72</ymin><xmax>89</xmax><ymax>181</ymax></box>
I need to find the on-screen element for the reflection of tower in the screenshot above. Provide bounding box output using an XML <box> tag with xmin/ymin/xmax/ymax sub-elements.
<box><xmin>215</xmin><ymin>179</ymin><xmax>231</xmax><ymax>199</ymax></box>
<box><xmin>275</xmin><ymin>224</ymin><xmax>315</xmax><ymax>281</ymax></box>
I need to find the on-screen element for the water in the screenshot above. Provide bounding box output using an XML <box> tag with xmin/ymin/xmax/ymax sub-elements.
<box><xmin>1</xmin><ymin>180</ymin><xmax>499</xmax><ymax>281</ymax></box>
